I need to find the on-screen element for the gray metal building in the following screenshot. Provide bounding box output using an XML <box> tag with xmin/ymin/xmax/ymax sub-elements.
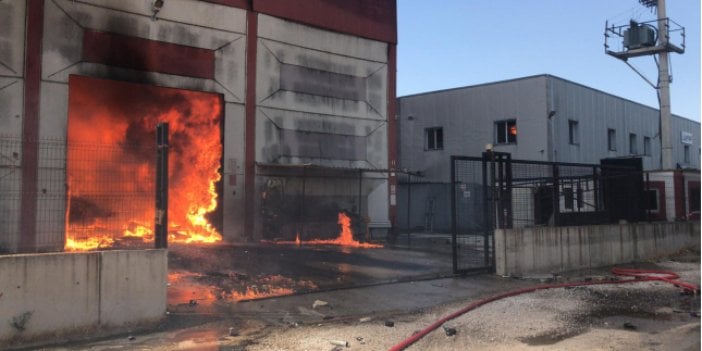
<box><xmin>396</xmin><ymin>74</ymin><xmax>700</xmax><ymax>232</ymax></box>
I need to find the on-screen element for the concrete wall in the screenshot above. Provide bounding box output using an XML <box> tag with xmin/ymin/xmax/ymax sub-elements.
<box><xmin>0</xmin><ymin>0</ymin><xmax>27</xmax><ymax>252</ymax></box>
<box><xmin>495</xmin><ymin>222</ymin><xmax>700</xmax><ymax>276</ymax></box>
<box><xmin>0</xmin><ymin>249</ymin><xmax>167</xmax><ymax>348</ymax></box>
<box><xmin>254</xmin><ymin>14</ymin><xmax>390</xmax><ymax>234</ymax></box>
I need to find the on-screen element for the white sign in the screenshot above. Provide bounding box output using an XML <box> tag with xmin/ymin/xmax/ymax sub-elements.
<box><xmin>681</xmin><ymin>131</ymin><xmax>693</xmax><ymax>145</ymax></box>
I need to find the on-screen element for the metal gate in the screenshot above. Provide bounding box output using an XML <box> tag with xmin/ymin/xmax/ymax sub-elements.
<box><xmin>450</xmin><ymin>152</ymin><xmax>511</xmax><ymax>274</ymax></box>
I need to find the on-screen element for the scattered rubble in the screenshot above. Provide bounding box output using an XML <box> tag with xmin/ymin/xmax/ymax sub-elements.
<box><xmin>329</xmin><ymin>339</ymin><xmax>348</xmax><ymax>347</ymax></box>
<box><xmin>313</xmin><ymin>300</ymin><xmax>329</xmax><ymax>309</ymax></box>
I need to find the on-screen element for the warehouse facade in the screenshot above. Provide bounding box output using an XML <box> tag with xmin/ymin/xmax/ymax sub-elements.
<box><xmin>397</xmin><ymin>74</ymin><xmax>700</xmax><ymax>231</ymax></box>
<box><xmin>0</xmin><ymin>0</ymin><xmax>397</xmax><ymax>252</ymax></box>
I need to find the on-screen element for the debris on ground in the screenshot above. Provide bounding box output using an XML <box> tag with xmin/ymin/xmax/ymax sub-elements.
<box><xmin>443</xmin><ymin>326</ymin><xmax>457</xmax><ymax>336</ymax></box>
<box><xmin>329</xmin><ymin>339</ymin><xmax>348</xmax><ymax>347</ymax></box>
<box><xmin>384</xmin><ymin>320</ymin><xmax>395</xmax><ymax>327</ymax></box>
<box><xmin>623</xmin><ymin>322</ymin><xmax>637</xmax><ymax>330</ymax></box>
<box><xmin>359</xmin><ymin>316</ymin><xmax>372</xmax><ymax>323</ymax></box>
<box><xmin>313</xmin><ymin>300</ymin><xmax>329</xmax><ymax>309</ymax></box>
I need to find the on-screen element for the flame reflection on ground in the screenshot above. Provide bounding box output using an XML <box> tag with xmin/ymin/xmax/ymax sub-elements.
<box><xmin>167</xmin><ymin>271</ymin><xmax>317</xmax><ymax>306</ymax></box>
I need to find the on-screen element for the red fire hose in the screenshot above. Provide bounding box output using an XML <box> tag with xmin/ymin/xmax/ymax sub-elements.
<box><xmin>388</xmin><ymin>267</ymin><xmax>699</xmax><ymax>351</ymax></box>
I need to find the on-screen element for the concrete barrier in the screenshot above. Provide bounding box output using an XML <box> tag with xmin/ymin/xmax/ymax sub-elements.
<box><xmin>0</xmin><ymin>249</ymin><xmax>167</xmax><ymax>348</ymax></box>
<box><xmin>495</xmin><ymin>222</ymin><xmax>700</xmax><ymax>276</ymax></box>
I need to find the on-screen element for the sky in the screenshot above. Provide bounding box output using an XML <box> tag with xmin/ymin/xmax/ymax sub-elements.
<box><xmin>397</xmin><ymin>0</ymin><xmax>701</xmax><ymax>122</ymax></box>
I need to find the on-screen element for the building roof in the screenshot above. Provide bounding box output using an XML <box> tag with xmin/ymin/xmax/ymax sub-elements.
<box><xmin>398</xmin><ymin>74</ymin><xmax>699</xmax><ymax>125</ymax></box>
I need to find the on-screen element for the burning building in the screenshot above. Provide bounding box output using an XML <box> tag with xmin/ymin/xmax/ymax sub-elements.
<box><xmin>0</xmin><ymin>0</ymin><xmax>397</xmax><ymax>252</ymax></box>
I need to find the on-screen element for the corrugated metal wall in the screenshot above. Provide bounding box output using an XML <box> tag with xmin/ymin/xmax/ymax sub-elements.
<box><xmin>548</xmin><ymin>75</ymin><xmax>700</xmax><ymax>170</ymax></box>
<box><xmin>398</xmin><ymin>76</ymin><xmax>550</xmax><ymax>183</ymax></box>
<box><xmin>398</xmin><ymin>74</ymin><xmax>700</xmax><ymax>184</ymax></box>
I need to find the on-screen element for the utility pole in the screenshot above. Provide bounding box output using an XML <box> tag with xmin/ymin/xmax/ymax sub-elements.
<box><xmin>604</xmin><ymin>0</ymin><xmax>685</xmax><ymax>170</ymax></box>
<box><xmin>656</xmin><ymin>0</ymin><xmax>673</xmax><ymax>169</ymax></box>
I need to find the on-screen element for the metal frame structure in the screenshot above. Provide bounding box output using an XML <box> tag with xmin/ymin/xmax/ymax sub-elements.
<box><xmin>604</xmin><ymin>0</ymin><xmax>685</xmax><ymax>170</ymax></box>
<box><xmin>450</xmin><ymin>154</ymin><xmax>647</xmax><ymax>274</ymax></box>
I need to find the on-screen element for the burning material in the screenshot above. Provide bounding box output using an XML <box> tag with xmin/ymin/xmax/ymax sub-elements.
<box><xmin>229</xmin><ymin>286</ymin><xmax>295</xmax><ymax>301</ymax></box>
<box><xmin>268</xmin><ymin>213</ymin><xmax>383</xmax><ymax>248</ymax></box>
<box><xmin>167</xmin><ymin>271</ymin><xmax>222</xmax><ymax>307</ymax></box>
<box><xmin>168</xmin><ymin>270</ymin><xmax>316</xmax><ymax>305</ymax></box>
<box><xmin>64</xmin><ymin>234</ymin><xmax>115</xmax><ymax>251</ymax></box>
<box><xmin>65</xmin><ymin>76</ymin><xmax>223</xmax><ymax>250</ymax></box>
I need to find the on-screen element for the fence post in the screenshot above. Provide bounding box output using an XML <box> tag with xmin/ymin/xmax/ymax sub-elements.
<box><xmin>300</xmin><ymin>166</ymin><xmax>306</xmax><ymax>238</ymax></box>
<box><xmin>155</xmin><ymin>122</ymin><xmax>169</xmax><ymax>249</ymax></box>
<box><xmin>482</xmin><ymin>153</ymin><xmax>491</xmax><ymax>267</ymax></box>
<box><xmin>406</xmin><ymin>173</ymin><xmax>412</xmax><ymax>245</ymax></box>
<box><xmin>592</xmin><ymin>166</ymin><xmax>599</xmax><ymax>211</ymax></box>
<box><xmin>551</xmin><ymin>163</ymin><xmax>560</xmax><ymax>226</ymax></box>
<box><xmin>450</xmin><ymin>156</ymin><xmax>458</xmax><ymax>274</ymax></box>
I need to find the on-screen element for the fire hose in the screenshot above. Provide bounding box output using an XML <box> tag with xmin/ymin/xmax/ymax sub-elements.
<box><xmin>387</xmin><ymin>267</ymin><xmax>699</xmax><ymax>351</ymax></box>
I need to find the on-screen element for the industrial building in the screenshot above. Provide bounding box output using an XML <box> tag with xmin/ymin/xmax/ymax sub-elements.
<box><xmin>397</xmin><ymin>74</ymin><xmax>700</xmax><ymax>231</ymax></box>
<box><xmin>0</xmin><ymin>0</ymin><xmax>397</xmax><ymax>252</ymax></box>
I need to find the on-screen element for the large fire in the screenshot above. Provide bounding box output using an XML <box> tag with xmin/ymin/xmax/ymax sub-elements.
<box><xmin>66</xmin><ymin>76</ymin><xmax>222</xmax><ymax>250</ymax></box>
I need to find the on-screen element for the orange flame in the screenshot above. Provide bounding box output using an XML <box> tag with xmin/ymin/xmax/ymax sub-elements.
<box><xmin>65</xmin><ymin>76</ymin><xmax>223</xmax><ymax>250</ymax></box>
<box><xmin>229</xmin><ymin>286</ymin><xmax>295</xmax><ymax>301</ymax></box>
<box><xmin>65</xmin><ymin>234</ymin><xmax>115</xmax><ymax>251</ymax></box>
<box><xmin>267</xmin><ymin>213</ymin><xmax>382</xmax><ymax>248</ymax></box>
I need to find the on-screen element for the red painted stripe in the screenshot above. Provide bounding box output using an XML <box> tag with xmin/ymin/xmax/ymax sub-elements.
<box><xmin>673</xmin><ymin>171</ymin><xmax>685</xmax><ymax>219</ymax></box>
<box><xmin>243</xmin><ymin>11</ymin><xmax>258</xmax><ymax>240</ymax></box>
<box><xmin>253</xmin><ymin>0</ymin><xmax>397</xmax><ymax>43</ymax></box>
<box><xmin>387</xmin><ymin>43</ymin><xmax>397</xmax><ymax>226</ymax></box>
<box><xmin>19</xmin><ymin>0</ymin><xmax>44</xmax><ymax>252</ymax></box>
<box><xmin>687</xmin><ymin>180</ymin><xmax>700</xmax><ymax>215</ymax></box>
<box><xmin>82</xmin><ymin>30</ymin><xmax>215</xmax><ymax>79</ymax></box>
<box><xmin>200</xmin><ymin>0</ymin><xmax>251</xmax><ymax>9</ymax></box>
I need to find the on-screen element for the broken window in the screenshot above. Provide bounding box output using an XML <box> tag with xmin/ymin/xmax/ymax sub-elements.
<box><xmin>495</xmin><ymin>120</ymin><xmax>517</xmax><ymax>144</ymax></box>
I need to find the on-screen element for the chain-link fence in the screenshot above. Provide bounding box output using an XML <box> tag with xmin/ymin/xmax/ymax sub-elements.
<box><xmin>255</xmin><ymin>164</ymin><xmax>389</xmax><ymax>243</ymax></box>
<box><xmin>446</xmin><ymin>154</ymin><xmax>653</xmax><ymax>273</ymax></box>
<box><xmin>489</xmin><ymin>159</ymin><xmax>647</xmax><ymax>229</ymax></box>
<box><xmin>1</xmin><ymin>134</ymin><xmax>164</xmax><ymax>254</ymax></box>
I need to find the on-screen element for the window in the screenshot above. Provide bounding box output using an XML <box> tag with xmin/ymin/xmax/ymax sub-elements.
<box><xmin>684</xmin><ymin>145</ymin><xmax>690</xmax><ymax>163</ymax></box>
<box><xmin>643</xmin><ymin>136</ymin><xmax>651</xmax><ymax>156</ymax></box>
<box><xmin>607</xmin><ymin>129</ymin><xmax>617</xmax><ymax>151</ymax></box>
<box><xmin>568</xmin><ymin>120</ymin><xmax>579</xmax><ymax>145</ymax></box>
<box><xmin>425</xmin><ymin>127</ymin><xmax>443</xmax><ymax>150</ymax></box>
<box><xmin>629</xmin><ymin>133</ymin><xmax>638</xmax><ymax>154</ymax></box>
<box><xmin>495</xmin><ymin>120</ymin><xmax>517</xmax><ymax>144</ymax></box>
